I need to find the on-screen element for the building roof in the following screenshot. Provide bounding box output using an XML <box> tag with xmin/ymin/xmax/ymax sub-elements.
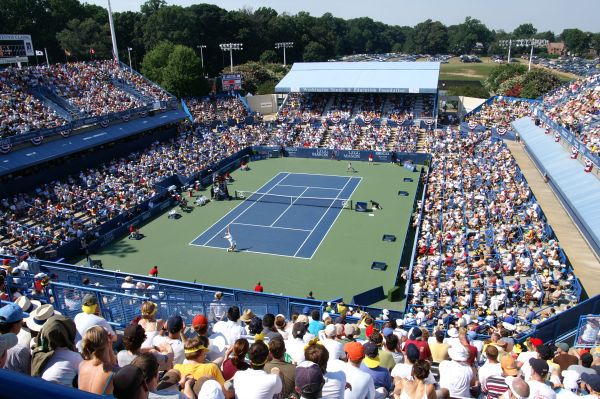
<box><xmin>275</xmin><ymin>62</ymin><xmax>440</xmax><ymax>94</ymax></box>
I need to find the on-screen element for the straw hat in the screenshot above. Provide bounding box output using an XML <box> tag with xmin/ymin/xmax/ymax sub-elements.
<box><xmin>25</xmin><ymin>304</ymin><xmax>61</xmax><ymax>332</ymax></box>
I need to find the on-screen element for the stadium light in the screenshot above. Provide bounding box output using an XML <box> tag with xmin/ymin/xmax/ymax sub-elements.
<box><xmin>275</xmin><ymin>42</ymin><xmax>294</xmax><ymax>66</ymax></box>
<box><xmin>499</xmin><ymin>38</ymin><xmax>549</xmax><ymax>71</ymax></box>
<box><xmin>219</xmin><ymin>43</ymin><xmax>243</xmax><ymax>72</ymax></box>
<box><xmin>106</xmin><ymin>0</ymin><xmax>119</xmax><ymax>62</ymax></box>
<box><xmin>196</xmin><ymin>45</ymin><xmax>207</xmax><ymax>70</ymax></box>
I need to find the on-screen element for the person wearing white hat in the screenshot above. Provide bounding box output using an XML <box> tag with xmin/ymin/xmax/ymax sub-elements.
<box><xmin>121</xmin><ymin>276</ymin><xmax>135</xmax><ymax>292</ymax></box>
<box><xmin>26</xmin><ymin>304</ymin><xmax>61</xmax><ymax>333</ymax></box>
<box><xmin>14</xmin><ymin>296</ymin><xmax>41</xmax><ymax>347</ymax></box>
<box><xmin>439</xmin><ymin>344</ymin><xmax>476</xmax><ymax>398</ymax></box>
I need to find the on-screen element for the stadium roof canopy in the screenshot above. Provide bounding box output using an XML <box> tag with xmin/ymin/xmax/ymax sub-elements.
<box><xmin>275</xmin><ymin>62</ymin><xmax>440</xmax><ymax>94</ymax></box>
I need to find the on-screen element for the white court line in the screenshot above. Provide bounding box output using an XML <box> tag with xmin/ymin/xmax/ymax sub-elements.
<box><xmin>231</xmin><ymin>222</ymin><xmax>312</xmax><ymax>232</ymax></box>
<box><xmin>188</xmin><ymin>172</ymin><xmax>288</xmax><ymax>246</ymax></box>
<box><xmin>199</xmin><ymin>243</ymin><xmax>310</xmax><ymax>259</ymax></box>
<box><xmin>280</xmin><ymin>171</ymin><xmax>361</xmax><ymax>180</ymax></box>
<box><xmin>277</xmin><ymin>184</ymin><xmax>343</xmax><ymax>191</ymax></box>
<box><xmin>293</xmin><ymin>176</ymin><xmax>354</xmax><ymax>257</ymax></box>
<box><xmin>270</xmin><ymin>187</ymin><xmax>309</xmax><ymax>227</ymax></box>
<box><xmin>309</xmin><ymin>176</ymin><xmax>362</xmax><ymax>259</ymax></box>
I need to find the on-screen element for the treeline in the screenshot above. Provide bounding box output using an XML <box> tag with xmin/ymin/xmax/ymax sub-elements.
<box><xmin>2</xmin><ymin>0</ymin><xmax>600</xmax><ymax>76</ymax></box>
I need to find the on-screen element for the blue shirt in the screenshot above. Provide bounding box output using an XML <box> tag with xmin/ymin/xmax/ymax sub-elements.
<box><xmin>308</xmin><ymin>320</ymin><xmax>324</xmax><ymax>336</ymax></box>
<box><xmin>360</xmin><ymin>364</ymin><xmax>393</xmax><ymax>391</ymax></box>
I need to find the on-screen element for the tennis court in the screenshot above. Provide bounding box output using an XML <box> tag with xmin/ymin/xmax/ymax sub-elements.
<box><xmin>190</xmin><ymin>172</ymin><xmax>361</xmax><ymax>258</ymax></box>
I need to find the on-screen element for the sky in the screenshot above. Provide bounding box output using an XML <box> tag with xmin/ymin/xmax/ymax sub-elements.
<box><xmin>91</xmin><ymin>0</ymin><xmax>600</xmax><ymax>33</ymax></box>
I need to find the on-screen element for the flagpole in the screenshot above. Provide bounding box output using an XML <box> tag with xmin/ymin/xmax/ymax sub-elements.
<box><xmin>107</xmin><ymin>0</ymin><xmax>119</xmax><ymax>62</ymax></box>
<box><xmin>44</xmin><ymin>48</ymin><xmax>50</xmax><ymax>67</ymax></box>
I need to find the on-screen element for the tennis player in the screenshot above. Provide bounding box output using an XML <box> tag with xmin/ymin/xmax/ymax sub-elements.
<box><xmin>347</xmin><ymin>162</ymin><xmax>356</xmax><ymax>173</ymax></box>
<box><xmin>223</xmin><ymin>225</ymin><xmax>237</xmax><ymax>252</ymax></box>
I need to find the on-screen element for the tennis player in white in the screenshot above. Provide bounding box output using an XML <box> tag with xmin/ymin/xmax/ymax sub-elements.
<box><xmin>223</xmin><ymin>225</ymin><xmax>237</xmax><ymax>252</ymax></box>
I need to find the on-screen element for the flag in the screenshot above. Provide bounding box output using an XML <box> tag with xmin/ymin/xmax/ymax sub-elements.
<box><xmin>35</xmin><ymin>50</ymin><xmax>44</xmax><ymax>56</ymax></box>
<box><xmin>64</xmin><ymin>49</ymin><xmax>71</xmax><ymax>56</ymax></box>
<box><xmin>89</xmin><ymin>49</ymin><xmax>95</xmax><ymax>55</ymax></box>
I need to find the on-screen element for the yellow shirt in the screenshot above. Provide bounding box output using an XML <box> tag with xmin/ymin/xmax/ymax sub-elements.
<box><xmin>174</xmin><ymin>362</ymin><xmax>225</xmax><ymax>386</ymax></box>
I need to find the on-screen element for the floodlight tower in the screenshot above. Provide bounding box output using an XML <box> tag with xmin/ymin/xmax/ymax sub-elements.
<box><xmin>499</xmin><ymin>38</ymin><xmax>549</xmax><ymax>71</ymax></box>
<box><xmin>275</xmin><ymin>42</ymin><xmax>294</xmax><ymax>66</ymax></box>
<box><xmin>219</xmin><ymin>43</ymin><xmax>243</xmax><ymax>72</ymax></box>
<box><xmin>196</xmin><ymin>45</ymin><xmax>207</xmax><ymax>70</ymax></box>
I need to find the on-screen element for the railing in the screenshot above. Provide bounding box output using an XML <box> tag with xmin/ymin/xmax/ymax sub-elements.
<box><xmin>0</xmin><ymin>369</ymin><xmax>100</xmax><ymax>399</ymax></box>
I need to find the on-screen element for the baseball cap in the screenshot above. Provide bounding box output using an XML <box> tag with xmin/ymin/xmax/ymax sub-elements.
<box><xmin>382</xmin><ymin>327</ymin><xmax>394</xmax><ymax>337</ymax></box>
<box><xmin>112</xmin><ymin>365</ymin><xmax>146</xmax><ymax>399</ymax></box>
<box><xmin>248</xmin><ymin>316</ymin><xmax>263</xmax><ymax>335</ymax></box>
<box><xmin>501</xmin><ymin>354</ymin><xmax>519</xmax><ymax>376</ymax></box>
<box><xmin>0</xmin><ymin>303</ymin><xmax>24</xmax><ymax>324</ymax></box>
<box><xmin>124</xmin><ymin>324</ymin><xmax>145</xmax><ymax>340</ymax></box>
<box><xmin>405</xmin><ymin>343</ymin><xmax>420</xmax><ymax>363</ymax></box>
<box><xmin>295</xmin><ymin>361</ymin><xmax>325</xmax><ymax>396</ymax></box>
<box><xmin>555</xmin><ymin>342</ymin><xmax>569</xmax><ymax>352</ymax></box>
<box><xmin>344</xmin><ymin>342</ymin><xmax>365</xmax><ymax>362</ymax></box>
<box><xmin>582</xmin><ymin>373</ymin><xmax>600</xmax><ymax>392</ymax></box>
<box><xmin>324</xmin><ymin>324</ymin><xmax>336</xmax><ymax>338</ymax></box>
<box><xmin>292</xmin><ymin>322</ymin><xmax>307</xmax><ymax>339</ymax></box>
<box><xmin>344</xmin><ymin>323</ymin><xmax>356</xmax><ymax>336</ymax></box>
<box><xmin>363</xmin><ymin>342</ymin><xmax>380</xmax><ymax>368</ymax></box>
<box><xmin>192</xmin><ymin>314</ymin><xmax>208</xmax><ymax>328</ymax></box>
<box><xmin>529</xmin><ymin>337</ymin><xmax>543</xmax><ymax>347</ymax></box>
<box><xmin>408</xmin><ymin>327</ymin><xmax>422</xmax><ymax>340</ymax></box>
<box><xmin>0</xmin><ymin>333</ymin><xmax>18</xmax><ymax>357</ymax></box>
<box><xmin>166</xmin><ymin>315</ymin><xmax>184</xmax><ymax>334</ymax></box>
<box><xmin>529</xmin><ymin>358</ymin><xmax>549</xmax><ymax>376</ymax></box>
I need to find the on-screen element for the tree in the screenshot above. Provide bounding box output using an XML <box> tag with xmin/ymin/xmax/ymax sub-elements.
<box><xmin>142</xmin><ymin>6</ymin><xmax>196</xmax><ymax>51</ymax></box>
<box><xmin>161</xmin><ymin>45</ymin><xmax>208</xmax><ymax>97</ymax></box>
<box><xmin>259</xmin><ymin>50</ymin><xmax>279</xmax><ymax>64</ymax></box>
<box><xmin>303</xmin><ymin>41</ymin><xmax>327</xmax><ymax>61</ymax></box>
<box><xmin>484</xmin><ymin>63</ymin><xmax>527</xmax><ymax>93</ymax></box>
<box><xmin>56</xmin><ymin>18</ymin><xmax>111</xmax><ymax>59</ymax></box>
<box><xmin>411</xmin><ymin>19</ymin><xmax>448</xmax><ymax>54</ymax></box>
<box><xmin>561</xmin><ymin>29</ymin><xmax>591</xmax><ymax>55</ymax></box>
<box><xmin>141</xmin><ymin>0</ymin><xmax>166</xmax><ymax>17</ymax></box>
<box><xmin>520</xmin><ymin>69</ymin><xmax>561</xmax><ymax>99</ymax></box>
<box><xmin>512</xmin><ymin>23</ymin><xmax>537</xmax><ymax>38</ymax></box>
<box><xmin>591</xmin><ymin>33</ymin><xmax>600</xmax><ymax>56</ymax></box>
<box><xmin>141</xmin><ymin>41</ymin><xmax>175</xmax><ymax>83</ymax></box>
<box><xmin>448</xmin><ymin>17</ymin><xmax>493</xmax><ymax>54</ymax></box>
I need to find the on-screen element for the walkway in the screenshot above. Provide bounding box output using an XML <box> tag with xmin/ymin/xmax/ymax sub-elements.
<box><xmin>506</xmin><ymin>140</ymin><xmax>600</xmax><ymax>297</ymax></box>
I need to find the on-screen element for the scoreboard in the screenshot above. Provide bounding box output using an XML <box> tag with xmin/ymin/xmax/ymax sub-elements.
<box><xmin>0</xmin><ymin>34</ymin><xmax>34</xmax><ymax>64</ymax></box>
<box><xmin>221</xmin><ymin>73</ymin><xmax>243</xmax><ymax>91</ymax></box>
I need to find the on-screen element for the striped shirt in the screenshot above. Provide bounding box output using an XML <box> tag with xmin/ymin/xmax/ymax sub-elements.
<box><xmin>485</xmin><ymin>375</ymin><xmax>509</xmax><ymax>399</ymax></box>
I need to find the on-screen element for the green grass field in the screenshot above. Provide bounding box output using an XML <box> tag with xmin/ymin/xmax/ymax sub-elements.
<box><xmin>78</xmin><ymin>157</ymin><xmax>421</xmax><ymax>310</ymax></box>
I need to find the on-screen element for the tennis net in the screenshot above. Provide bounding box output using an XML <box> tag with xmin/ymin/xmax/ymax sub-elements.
<box><xmin>235</xmin><ymin>190</ymin><xmax>352</xmax><ymax>210</ymax></box>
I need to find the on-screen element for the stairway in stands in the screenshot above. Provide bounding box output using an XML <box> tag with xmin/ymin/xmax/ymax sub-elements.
<box><xmin>319</xmin><ymin>128</ymin><xmax>331</xmax><ymax>147</ymax></box>
<box><xmin>416</xmin><ymin>129</ymin><xmax>428</xmax><ymax>152</ymax></box>
<box><xmin>386</xmin><ymin>128</ymin><xmax>398</xmax><ymax>151</ymax></box>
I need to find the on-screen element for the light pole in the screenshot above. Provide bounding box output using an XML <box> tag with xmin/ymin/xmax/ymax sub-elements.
<box><xmin>499</xmin><ymin>38</ymin><xmax>548</xmax><ymax>71</ymax></box>
<box><xmin>127</xmin><ymin>47</ymin><xmax>133</xmax><ymax>72</ymax></box>
<box><xmin>196</xmin><ymin>45</ymin><xmax>206</xmax><ymax>70</ymax></box>
<box><xmin>219</xmin><ymin>43</ymin><xmax>243</xmax><ymax>72</ymax></box>
<box><xmin>275</xmin><ymin>42</ymin><xmax>294</xmax><ymax>66</ymax></box>
<box><xmin>107</xmin><ymin>0</ymin><xmax>119</xmax><ymax>62</ymax></box>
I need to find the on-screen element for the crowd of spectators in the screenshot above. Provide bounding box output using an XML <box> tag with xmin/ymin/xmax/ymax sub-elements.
<box><xmin>187</xmin><ymin>96</ymin><xmax>249</xmax><ymax>125</ymax></box>
<box><xmin>465</xmin><ymin>99</ymin><xmax>534</xmax><ymax>129</ymax></box>
<box><xmin>0</xmin><ymin>68</ymin><xmax>67</xmax><ymax>138</ymax></box>
<box><xmin>278</xmin><ymin>93</ymin><xmax>327</xmax><ymax>120</ymax></box>
<box><xmin>0</xmin><ymin>280</ymin><xmax>598</xmax><ymax>399</ymax></box>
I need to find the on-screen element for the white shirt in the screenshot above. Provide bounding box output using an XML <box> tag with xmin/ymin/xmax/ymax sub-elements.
<box><xmin>438</xmin><ymin>360</ymin><xmax>473</xmax><ymax>398</ymax></box>
<box><xmin>342</xmin><ymin>363</ymin><xmax>376</xmax><ymax>399</ymax></box>
<box><xmin>478</xmin><ymin>362</ymin><xmax>503</xmax><ymax>388</ymax></box>
<box><xmin>391</xmin><ymin>363</ymin><xmax>436</xmax><ymax>385</ymax></box>
<box><xmin>527</xmin><ymin>380</ymin><xmax>557</xmax><ymax>399</ymax></box>
<box><xmin>286</xmin><ymin>338</ymin><xmax>306</xmax><ymax>365</ymax></box>
<box><xmin>322</xmin><ymin>338</ymin><xmax>345</xmax><ymax>361</ymax></box>
<box><xmin>322</xmin><ymin>360</ymin><xmax>347</xmax><ymax>399</ymax></box>
<box><xmin>212</xmin><ymin>320</ymin><xmax>245</xmax><ymax>346</ymax></box>
<box><xmin>41</xmin><ymin>348</ymin><xmax>82</xmax><ymax>386</ymax></box>
<box><xmin>73</xmin><ymin>313</ymin><xmax>115</xmax><ymax>351</ymax></box>
<box><xmin>233</xmin><ymin>368</ymin><xmax>282</xmax><ymax>399</ymax></box>
<box><xmin>152</xmin><ymin>335</ymin><xmax>185</xmax><ymax>365</ymax></box>
<box><xmin>121</xmin><ymin>282</ymin><xmax>135</xmax><ymax>290</ymax></box>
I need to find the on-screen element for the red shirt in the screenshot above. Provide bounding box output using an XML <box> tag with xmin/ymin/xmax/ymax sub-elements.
<box><xmin>254</xmin><ymin>284</ymin><xmax>263</xmax><ymax>292</ymax></box>
<box><xmin>404</xmin><ymin>339</ymin><xmax>432</xmax><ymax>361</ymax></box>
<box><xmin>149</xmin><ymin>266</ymin><xmax>158</xmax><ymax>277</ymax></box>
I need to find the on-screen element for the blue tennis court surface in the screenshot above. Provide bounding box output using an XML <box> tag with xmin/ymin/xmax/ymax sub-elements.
<box><xmin>190</xmin><ymin>172</ymin><xmax>361</xmax><ymax>259</ymax></box>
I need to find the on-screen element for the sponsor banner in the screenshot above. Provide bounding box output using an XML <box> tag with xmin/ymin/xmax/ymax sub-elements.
<box><xmin>30</xmin><ymin>136</ymin><xmax>43</xmax><ymax>145</ymax></box>
<box><xmin>0</xmin><ymin>140</ymin><xmax>11</xmax><ymax>154</ymax></box>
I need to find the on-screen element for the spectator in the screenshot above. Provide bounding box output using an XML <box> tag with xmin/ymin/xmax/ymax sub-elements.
<box><xmin>360</xmin><ymin>341</ymin><xmax>393</xmax><ymax>395</ymax></box>
<box><xmin>430</xmin><ymin>330</ymin><xmax>449</xmax><ymax>362</ymax></box>
<box><xmin>73</xmin><ymin>293</ymin><xmax>116</xmax><ymax>351</ymax></box>
<box><xmin>342</xmin><ymin>341</ymin><xmax>376</xmax><ymax>399</ymax></box>
<box><xmin>221</xmin><ymin>338</ymin><xmax>249</xmax><ymax>381</ymax></box>
<box><xmin>0</xmin><ymin>333</ymin><xmax>18</xmax><ymax>368</ymax></box>
<box><xmin>261</xmin><ymin>313</ymin><xmax>283</xmax><ymax>342</ymax></box>
<box><xmin>391</xmin><ymin>343</ymin><xmax>436</xmax><ymax>385</ymax></box>
<box><xmin>213</xmin><ymin>306</ymin><xmax>245</xmax><ymax>346</ymax></box>
<box><xmin>321</xmin><ymin>324</ymin><xmax>345</xmax><ymax>362</ymax></box>
<box><xmin>153</xmin><ymin>315</ymin><xmax>186</xmax><ymax>366</ymax></box>
<box><xmin>208</xmin><ymin>292</ymin><xmax>227</xmax><ymax>325</ymax></box>
<box><xmin>117</xmin><ymin>324</ymin><xmax>172</xmax><ymax>368</ymax></box>
<box><xmin>567</xmin><ymin>352</ymin><xmax>597</xmax><ymax>376</ymax></box>
<box><xmin>581</xmin><ymin>373</ymin><xmax>600</xmax><ymax>398</ymax></box>
<box><xmin>139</xmin><ymin>301</ymin><xmax>165</xmax><ymax>348</ymax></box>
<box><xmin>504</xmin><ymin>376</ymin><xmax>530</xmax><ymax>399</ymax></box>
<box><xmin>439</xmin><ymin>344</ymin><xmax>476</xmax><ymax>398</ymax></box>
<box><xmin>392</xmin><ymin>359</ymin><xmax>436</xmax><ymax>399</ymax></box>
<box><xmin>295</xmin><ymin>361</ymin><xmax>325</xmax><ymax>399</ymax></box>
<box><xmin>112</xmin><ymin>364</ymin><xmax>149</xmax><ymax>399</ymax></box>
<box><xmin>0</xmin><ymin>302</ymin><xmax>31</xmax><ymax>374</ymax></box>
<box><xmin>527</xmin><ymin>358</ymin><xmax>556</xmax><ymax>399</ymax></box>
<box><xmin>233</xmin><ymin>340</ymin><xmax>282</xmax><ymax>399</ymax></box>
<box><xmin>479</xmin><ymin>346</ymin><xmax>503</xmax><ymax>392</ymax></box>
<box><xmin>30</xmin><ymin>314</ymin><xmax>81</xmax><ymax>387</ymax></box>
<box><xmin>264</xmin><ymin>338</ymin><xmax>296</xmax><ymax>397</ymax></box>
<box><xmin>131</xmin><ymin>352</ymin><xmax>194</xmax><ymax>399</ymax></box>
<box><xmin>78</xmin><ymin>325</ymin><xmax>117</xmax><ymax>395</ymax></box>
<box><xmin>286</xmin><ymin>322</ymin><xmax>308</xmax><ymax>365</ymax></box>
<box><xmin>553</xmin><ymin>343</ymin><xmax>579</xmax><ymax>372</ymax></box>
<box><xmin>305</xmin><ymin>340</ymin><xmax>347</xmax><ymax>398</ymax></box>
<box><xmin>308</xmin><ymin>310</ymin><xmax>325</xmax><ymax>337</ymax></box>
<box><xmin>403</xmin><ymin>327</ymin><xmax>432</xmax><ymax>362</ymax></box>
<box><xmin>383</xmin><ymin>333</ymin><xmax>403</xmax><ymax>365</ymax></box>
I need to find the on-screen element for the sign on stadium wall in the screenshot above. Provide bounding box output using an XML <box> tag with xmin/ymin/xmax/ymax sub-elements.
<box><xmin>221</xmin><ymin>73</ymin><xmax>243</xmax><ymax>91</ymax></box>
